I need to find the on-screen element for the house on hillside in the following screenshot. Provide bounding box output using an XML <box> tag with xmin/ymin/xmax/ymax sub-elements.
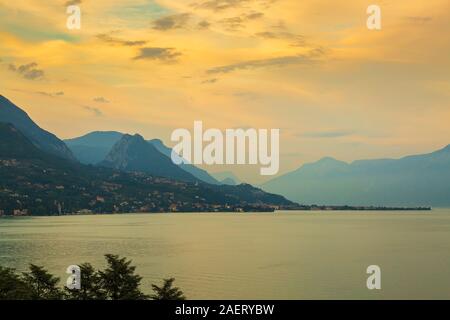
<box><xmin>13</xmin><ymin>209</ymin><xmax>29</xmax><ymax>216</ymax></box>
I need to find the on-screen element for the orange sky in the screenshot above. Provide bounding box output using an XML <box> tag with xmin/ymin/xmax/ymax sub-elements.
<box><xmin>1</xmin><ymin>0</ymin><xmax>449</xmax><ymax>183</ymax></box>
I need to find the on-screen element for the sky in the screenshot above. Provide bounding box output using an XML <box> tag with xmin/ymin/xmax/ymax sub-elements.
<box><xmin>0</xmin><ymin>0</ymin><xmax>449</xmax><ymax>184</ymax></box>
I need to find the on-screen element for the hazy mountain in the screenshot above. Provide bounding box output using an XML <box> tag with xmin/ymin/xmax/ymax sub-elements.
<box><xmin>65</xmin><ymin>131</ymin><xmax>220</xmax><ymax>184</ymax></box>
<box><xmin>148</xmin><ymin>138</ymin><xmax>220</xmax><ymax>185</ymax></box>
<box><xmin>262</xmin><ymin>146</ymin><xmax>450</xmax><ymax>207</ymax></box>
<box><xmin>0</xmin><ymin>123</ymin><xmax>294</xmax><ymax>215</ymax></box>
<box><xmin>211</xmin><ymin>171</ymin><xmax>242</xmax><ymax>185</ymax></box>
<box><xmin>0</xmin><ymin>123</ymin><xmax>57</xmax><ymax>160</ymax></box>
<box><xmin>100</xmin><ymin>134</ymin><xmax>199</xmax><ymax>182</ymax></box>
<box><xmin>0</xmin><ymin>95</ymin><xmax>75</xmax><ymax>160</ymax></box>
<box><xmin>65</xmin><ymin>131</ymin><xmax>123</xmax><ymax>164</ymax></box>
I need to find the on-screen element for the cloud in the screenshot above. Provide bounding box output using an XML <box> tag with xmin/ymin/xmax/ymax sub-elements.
<box><xmin>245</xmin><ymin>12</ymin><xmax>264</xmax><ymax>20</ymax></box>
<box><xmin>133</xmin><ymin>47</ymin><xmax>182</xmax><ymax>62</ymax></box>
<box><xmin>202</xmin><ymin>78</ymin><xmax>218</xmax><ymax>84</ymax></box>
<box><xmin>65</xmin><ymin>0</ymin><xmax>82</xmax><ymax>6</ymax></box>
<box><xmin>220</xmin><ymin>16</ymin><xmax>244</xmax><ymax>30</ymax></box>
<box><xmin>207</xmin><ymin>48</ymin><xmax>325</xmax><ymax>74</ymax></box>
<box><xmin>8</xmin><ymin>62</ymin><xmax>45</xmax><ymax>80</ymax></box>
<box><xmin>83</xmin><ymin>106</ymin><xmax>103</xmax><ymax>117</ymax></box>
<box><xmin>192</xmin><ymin>0</ymin><xmax>251</xmax><ymax>11</ymax></box>
<box><xmin>220</xmin><ymin>11</ymin><xmax>264</xmax><ymax>30</ymax></box>
<box><xmin>96</xmin><ymin>33</ymin><xmax>147</xmax><ymax>46</ymax></box>
<box><xmin>198</xmin><ymin>20</ymin><xmax>211</xmax><ymax>29</ymax></box>
<box><xmin>255</xmin><ymin>31</ymin><xmax>306</xmax><ymax>47</ymax></box>
<box><xmin>36</xmin><ymin>91</ymin><xmax>64</xmax><ymax>97</ymax></box>
<box><xmin>300</xmin><ymin>130</ymin><xmax>354</xmax><ymax>138</ymax></box>
<box><xmin>152</xmin><ymin>13</ymin><xmax>190</xmax><ymax>31</ymax></box>
<box><xmin>93</xmin><ymin>96</ymin><xmax>110</xmax><ymax>103</ymax></box>
<box><xmin>405</xmin><ymin>16</ymin><xmax>432</xmax><ymax>24</ymax></box>
<box><xmin>192</xmin><ymin>0</ymin><xmax>276</xmax><ymax>11</ymax></box>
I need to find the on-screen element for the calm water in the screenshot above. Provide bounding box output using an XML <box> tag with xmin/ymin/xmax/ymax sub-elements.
<box><xmin>1</xmin><ymin>210</ymin><xmax>450</xmax><ymax>299</ymax></box>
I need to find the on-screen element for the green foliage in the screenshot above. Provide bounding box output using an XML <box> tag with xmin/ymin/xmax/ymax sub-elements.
<box><xmin>0</xmin><ymin>255</ymin><xmax>186</xmax><ymax>300</ymax></box>
<box><xmin>151</xmin><ymin>278</ymin><xmax>186</xmax><ymax>300</ymax></box>
<box><xmin>99</xmin><ymin>254</ymin><xmax>148</xmax><ymax>300</ymax></box>
<box><xmin>22</xmin><ymin>264</ymin><xmax>64</xmax><ymax>300</ymax></box>
<box><xmin>0</xmin><ymin>266</ymin><xmax>31</xmax><ymax>300</ymax></box>
<box><xmin>65</xmin><ymin>263</ymin><xmax>106</xmax><ymax>300</ymax></box>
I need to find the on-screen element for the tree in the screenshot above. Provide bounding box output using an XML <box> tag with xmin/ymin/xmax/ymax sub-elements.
<box><xmin>98</xmin><ymin>254</ymin><xmax>148</xmax><ymax>300</ymax></box>
<box><xmin>65</xmin><ymin>263</ymin><xmax>106</xmax><ymax>300</ymax></box>
<box><xmin>151</xmin><ymin>278</ymin><xmax>185</xmax><ymax>300</ymax></box>
<box><xmin>22</xmin><ymin>264</ymin><xmax>63</xmax><ymax>300</ymax></box>
<box><xmin>0</xmin><ymin>266</ymin><xmax>31</xmax><ymax>300</ymax></box>
<box><xmin>0</xmin><ymin>255</ymin><xmax>186</xmax><ymax>301</ymax></box>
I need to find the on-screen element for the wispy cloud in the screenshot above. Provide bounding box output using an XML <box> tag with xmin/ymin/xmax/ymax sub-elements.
<box><xmin>96</xmin><ymin>33</ymin><xmax>147</xmax><ymax>46</ymax></box>
<box><xmin>133</xmin><ymin>47</ymin><xmax>182</xmax><ymax>62</ymax></box>
<box><xmin>404</xmin><ymin>16</ymin><xmax>432</xmax><ymax>24</ymax></box>
<box><xmin>207</xmin><ymin>48</ymin><xmax>325</xmax><ymax>74</ymax></box>
<box><xmin>65</xmin><ymin>0</ymin><xmax>82</xmax><ymax>6</ymax></box>
<box><xmin>93</xmin><ymin>96</ymin><xmax>110</xmax><ymax>103</ymax></box>
<box><xmin>255</xmin><ymin>31</ymin><xmax>306</xmax><ymax>47</ymax></box>
<box><xmin>198</xmin><ymin>20</ymin><xmax>211</xmax><ymax>29</ymax></box>
<box><xmin>8</xmin><ymin>62</ymin><xmax>45</xmax><ymax>80</ymax></box>
<box><xmin>36</xmin><ymin>91</ymin><xmax>64</xmax><ymax>97</ymax></box>
<box><xmin>152</xmin><ymin>13</ymin><xmax>191</xmax><ymax>31</ymax></box>
<box><xmin>220</xmin><ymin>11</ymin><xmax>264</xmax><ymax>30</ymax></box>
<box><xmin>192</xmin><ymin>0</ymin><xmax>269</xmax><ymax>11</ymax></box>
<box><xmin>202</xmin><ymin>78</ymin><xmax>218</xmax><ymax>84</ymax></box>
<box><xmin>83</xmin><ymin>106</ymin><xmax>103</xmax><ymax>117</ymax></box>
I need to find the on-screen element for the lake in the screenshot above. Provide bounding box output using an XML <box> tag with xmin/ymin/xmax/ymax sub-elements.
<box><xmin>1</xmin><ymin>209</ymin><xmax>450</xmax><ymax>299</ymax></box>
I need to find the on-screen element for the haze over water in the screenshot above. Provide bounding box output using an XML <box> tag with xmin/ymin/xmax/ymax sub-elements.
<box><xmin>1</xmin><ymin>210</ymin><xmax>450</xmax><ymax>299</ymax></box>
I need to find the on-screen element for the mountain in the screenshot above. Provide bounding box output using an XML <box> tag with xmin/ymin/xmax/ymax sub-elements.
<box><xmin>65</xmin><ymin>131</ymin><xmax>123</xmax><ymax>164</ymax></box>
<box><xmin>100</xmin><ymin>134</ymin><xmax>200</xmax><ymax>183</ymax></box>
<box><xmin>0</xmin><ymin>123</ymin><xmax>294</xmax><ymax>215</ymax></box>
<box><xmin>0</xmin><ymin>95</ymin><xmax>75</xmax><ymax>160</ymax></box>
<box><xmin>211</xmin><ymin>171</ymin><xmax>242</xmax><ymax>185</ymax></box>
<box><xmin>148</xmin><ymin>138</ymin><xmax>220</xmax><ymax>185</ymax></box>
<box><xmin>0</xmin><ymin>122</ymin><xmax>56</xmax><ymax>160</ymax></box>
<box><xmin>65</xmin><ymin>131</ymin><xmax>220</xmax><ymax>184</ymax></box>
<box><xmin>262</xmin><ymin>146</ymin><xmax>450</xmax><ymax>207</ymax></box>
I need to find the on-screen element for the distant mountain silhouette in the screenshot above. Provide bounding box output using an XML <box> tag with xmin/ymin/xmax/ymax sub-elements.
<box><xmin>65</xmin><ymin>131</ymin><xmax>220</xmax><ymax>184</ymax></box>
<box><xmin>100</xmin><ymin>134</ymin><xmax>199</xmax><ymax>182</ymax></box>
<box><xmin>211</xmin><ymin>171</ymin><xmax>242</xmax><ymax>185</ymax></box>
<box><xmin>262</xmin><ymin>146</ymin><xmax>450</xmax><ymax>207</ymax></box>
<box><xmin>0</xmin><ymin>95</ymin><xmax>75</xmax><ymax>160</ymax></box>
<box><xmin>65</xmin><ymin>131</ymin><xmax>124</xmax><ymax>164</ymax></box>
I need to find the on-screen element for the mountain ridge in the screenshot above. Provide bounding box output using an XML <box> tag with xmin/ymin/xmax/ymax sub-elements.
<box><xmin>0</xmin><ymin>95</ymin><xmax>75</xmax><ymax>160</ymax></box>
<box><xmin>0</xmin><ymin>122</ymin><xmax>294</xmax><ymax>215</ymax></box>
<box><xmin>65</xmin><ymin>131</ymin><xmax>220</xmax><ymax>184</ymax></box>
<box><xmin>262</xmin><ymin>144</ymin><xmax>450</xmax><ymax>207</ymax></box>
<box><xmin>148</xmin><ymin>138</ymin><xmax>220</xmax><ymax>185</ymax></box>
<box><xmin>100</xmin><ymin>133</ymin><xmax>199</xmax><ymax>183</ymax></box>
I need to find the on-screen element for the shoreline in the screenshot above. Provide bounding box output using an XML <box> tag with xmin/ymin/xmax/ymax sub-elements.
<box><xmin>0</xmin><ymin>206</ymin><xmax>433</xmax><ymax>218</ymax></box>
